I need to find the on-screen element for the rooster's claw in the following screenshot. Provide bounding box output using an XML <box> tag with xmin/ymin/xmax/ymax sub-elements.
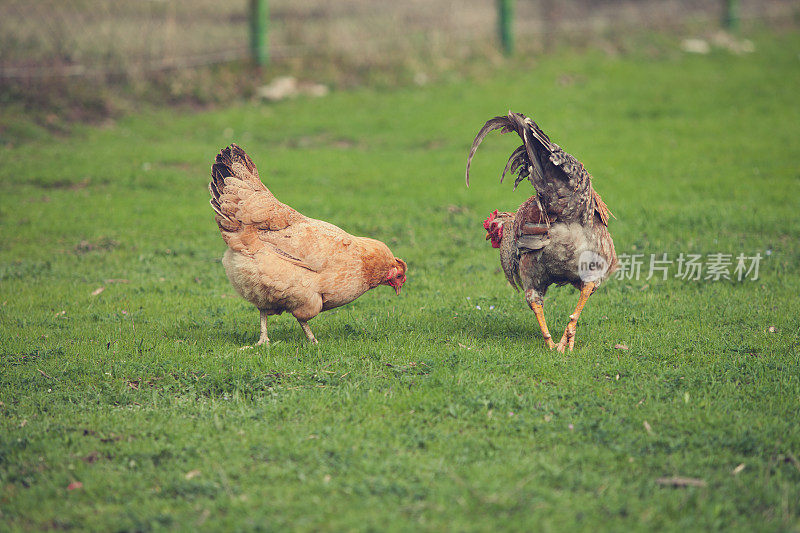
<box><xmin>556</xmin><ymin>323</ymin><xmax>576</xmax><ymax>352</ymax></box>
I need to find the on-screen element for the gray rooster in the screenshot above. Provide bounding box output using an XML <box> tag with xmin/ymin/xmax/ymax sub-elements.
<box><xmin>466</xmin><ymin>112</ymin><xmax>617</xmax><ymax>352</ymax></box>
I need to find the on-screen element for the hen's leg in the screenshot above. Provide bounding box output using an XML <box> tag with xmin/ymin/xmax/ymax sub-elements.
<box><xmin>255</xmin><ymin>311</ymin><xmax>270</xmax><ymax>346</ymax></box>
<box><xmin>240</xmin><ymin>310</ymin><xmax>269</xmax><ymax>349</ymax></box>
<box><xmin>298</xmin><ymin>320</ymin><xmax>319</xmax><ymax>344</ymax></box>
<box><xmin>556</xmin><ymin>282</ymin><xmax>595</xmax><ymax>353</ymax></box>
<box><xmin>525</xmin><ymin>289</ymin><xmax>556</xmax><ymax>349</ymax></box>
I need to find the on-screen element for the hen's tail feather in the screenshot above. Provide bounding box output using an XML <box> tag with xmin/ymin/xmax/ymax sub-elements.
<box><xmin>209</xmin><ymin>143</ymin><xmax>259</xmax><ymax>227</ymax></box>
<box><xmin>219</xmin><ymin>143</ymin><xmax>259</xmax><ymax>178</ymax></box>
<box><xmin>210</xmin><ymin>144</ymin><xmax>260</xmax><ymax>194</ymax></box>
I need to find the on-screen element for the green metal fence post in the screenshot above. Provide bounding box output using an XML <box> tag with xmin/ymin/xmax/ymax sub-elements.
<box><xmin>498</xmin><ymin>0</ymin><xmax>514</xmax><ymax>55</ymax></box>
<box><xmin>250</xmin><ymin>0</ymin><xmax>268</xmax><ymax>65</ymax></box>
<box><xmin>724</xmin><ymin>0</ymin><xmax>740</xmax><ymax>31</ymax></box>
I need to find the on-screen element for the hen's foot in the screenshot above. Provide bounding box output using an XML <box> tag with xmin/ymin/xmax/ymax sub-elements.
<box><xmin>298</xmin><ymin>320</ymin><xmax>319</xmax><ymax>345</ymax></box>
<box><xmin>239</xmin><ymin>335</ymin><xmax>269</xmax><ymax>350</ymax></box>
<box><xmin>240</xmin><ymin>310</ymin><xmax>270</xmax><ymax>349</ymax></box>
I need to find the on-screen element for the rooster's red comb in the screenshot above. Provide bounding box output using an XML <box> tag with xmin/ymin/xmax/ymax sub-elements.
<box><xmin>483</xmin><ymin>210</ymin><xmax>499</xmax><ymax>230</ymax></box>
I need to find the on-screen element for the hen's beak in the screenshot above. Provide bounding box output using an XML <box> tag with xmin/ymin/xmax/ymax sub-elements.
<box><xmin>395</xmin><ymin>285</ymin><xmax>402</xmax><ymax>296</ymax></box>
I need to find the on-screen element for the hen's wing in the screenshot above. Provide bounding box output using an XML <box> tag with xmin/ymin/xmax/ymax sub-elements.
<box><xmin>466</xmin><ymin>112</ymin><xmax>611</xmax><ymax>226</ymax></box>
<box><xmin>210</xmin><ymin>144</ymin><xmax>356</xmax><ymax>272</ymax></box>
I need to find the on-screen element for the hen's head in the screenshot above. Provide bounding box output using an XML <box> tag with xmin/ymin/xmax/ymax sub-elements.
<box><xmin>384</xmin><ymin>258</ymin><xmax>407</xmax><ymax>295</ymax></box>
<box><xmin>483</xmin><ymin>210</ymin><xmax>512</xmax><ymax>249</ymax></box>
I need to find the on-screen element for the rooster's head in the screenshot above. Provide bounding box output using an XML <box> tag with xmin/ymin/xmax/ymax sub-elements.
<box><xmin>483</xmin><ymin>210</ymin><xmax>512</xmax><ymax>249</ymax></box>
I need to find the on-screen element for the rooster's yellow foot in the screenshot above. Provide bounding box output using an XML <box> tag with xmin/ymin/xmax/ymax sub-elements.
<box><xmin>555</xmin><ymin>319</ymin><xmax>577</xmax><ymax>352</ymax></box>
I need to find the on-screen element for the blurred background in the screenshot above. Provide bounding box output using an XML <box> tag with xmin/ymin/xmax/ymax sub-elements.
<box><xmin>0</xmin><ymin>0</ymin><xmax>797</xmax><ymax>134</ymax></box>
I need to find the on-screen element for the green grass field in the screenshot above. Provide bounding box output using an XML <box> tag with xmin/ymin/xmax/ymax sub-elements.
<box><xmin>2</xmin><ymin>31</ymin><xmax>800</xmax><ymax>531</ymax></box>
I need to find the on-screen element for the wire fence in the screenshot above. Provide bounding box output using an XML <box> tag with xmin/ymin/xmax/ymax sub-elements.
<box><xmin>0</xmin><ymin>0</ymin><xmax>797</xmax><ymax>82</ymax></box>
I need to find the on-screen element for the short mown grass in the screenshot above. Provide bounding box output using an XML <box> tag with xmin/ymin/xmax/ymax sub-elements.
<box><xmin>1</xmin><ymin>31</ymin><xmax>799</xmax><ymax>531</ymax></box>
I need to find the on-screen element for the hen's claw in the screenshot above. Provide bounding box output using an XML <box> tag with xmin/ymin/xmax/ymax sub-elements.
<box><xmin>298</xmin><ymin>320</ymin><xmax>318</xmax><ymax>344</ymax></box>
<box><xmin>238</xmin><ymin>311</ymin><xmax>270</xmax><ymax>349</ymax></box>
<box><xmin>240</xmin><ymin>335</ymin><xmax>269</xmax><ymax>351</ymax></box>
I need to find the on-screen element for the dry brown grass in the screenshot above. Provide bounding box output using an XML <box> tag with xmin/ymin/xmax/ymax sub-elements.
<box><xmin>0</xmin><ymin>0</ymin><xmax>796</xmax><ymax>142</ymax></box>
<box><xmin>2</xmin><ymin>0</ymin><xmax>796</xmax><ymax>80</ymax></box>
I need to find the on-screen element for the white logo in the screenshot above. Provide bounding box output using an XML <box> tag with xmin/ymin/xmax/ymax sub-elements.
<box><xmin>578</xmin><ymin>250</ymin><xmax>609</xmax><ymax>282</ymax></box>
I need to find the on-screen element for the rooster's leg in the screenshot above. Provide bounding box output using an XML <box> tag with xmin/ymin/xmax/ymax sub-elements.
<box><xmin>298</xmin><ymin>320</ymin><xmax>319</xmax><ymax>345</ymax></box>
<box><xmin>526</xmin><ymin>289</ymin><xmax>556</xmax><ymax>349</ymax></box>
<box><xmin>556</xmin><ymin>282</ymin><xmax>596</xmax><ymax>353</ymax></box>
